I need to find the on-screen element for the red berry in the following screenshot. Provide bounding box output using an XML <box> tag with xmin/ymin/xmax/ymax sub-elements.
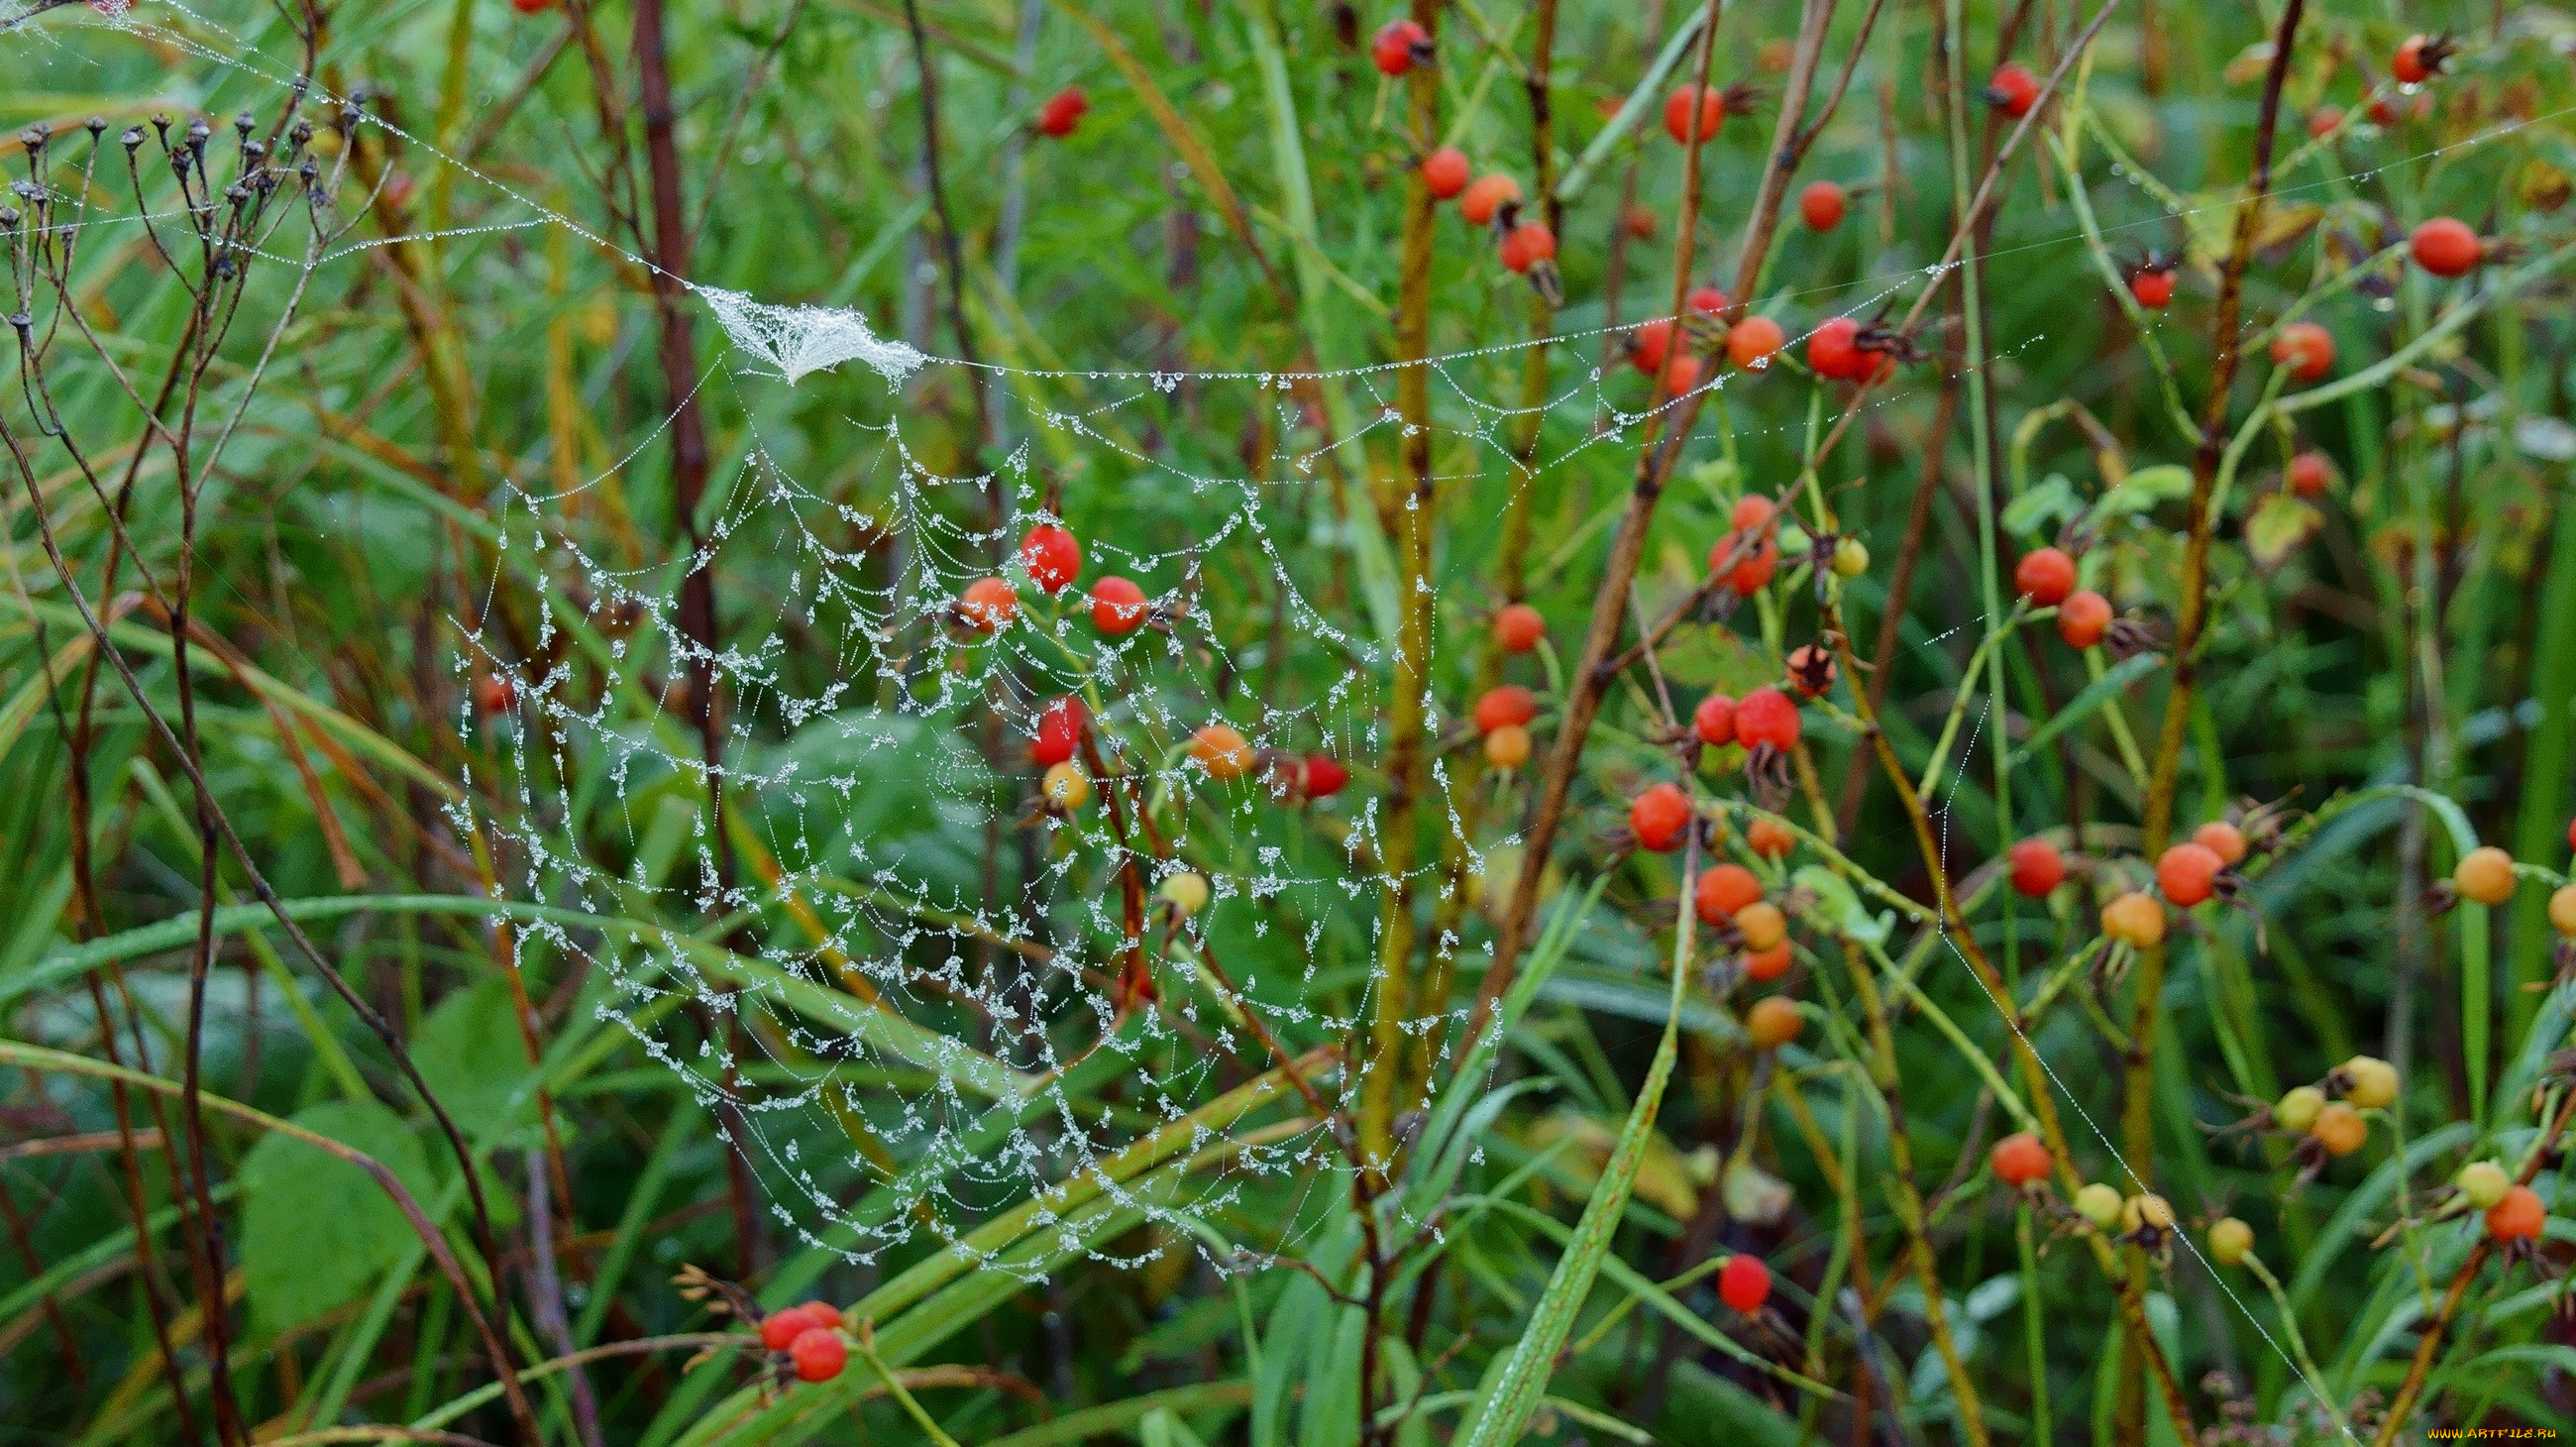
<box><xmin>1498</xmin><ymin>222</ymin><xmax>1556</xmax><ymax>274</ymax></box>
<box><xmin>1664</xmin><ymin>354</ymin><xmax>1703</xmax><ymax>396</ymax></box>
<box><xmin>1663</xmin><ymin>85</ymin><xmax>1727</xmax><ymax>145</ymax></box>
<box><xmin>1692</xmin><ymin>692</ymin><xmax>1738</xmax><ymax>746</ymax></box>
<box><xmin>1709</xmin><ymin>529</ymin><xmax>1778</xmax><ymax>595</ymax></box>
<box><xmin>1459</xmin><ymin>172</ymin><xmax>1521</xmax><ymax>227</ymax></box>
<box><xmin>2486</xmin><ymin>1183</ymin><xmax>2545</xmax><ymax>1242</ymax></box>
<box><xmin>2129</xmin><ymin>266</ymin><xmax>2176</xmax><ymax>309</ymax></box>
<box><xmin>1695</xmin><ymin>862</ymin><xmax>1764</xmax><ymax>926</ymax></box>
<box><xmin>1495</xmin><ymin>603</ymin><xmax>1545</xmax><ymax>653</ymax></box>
<box><xmin>1730</xmin><ymin>495</ymin><xmax>1776</xmax><ymax>531</ymax></box>
<box><xmin>1784</xmin><ymin>643</ymin><xmax>1836</xmax><ymax>698</ymax></box>
<box><xmin>1036</xmin><ymin>87</ymin><xmax>1089</xmax><ymax>139</ymax></box>
<box><xmin>760</xmin><ymin>1305</ymin><xmax>820</xmax><ymax>1352</ymax></box>
<box><xmin>1986</xmin><ymin>62</ymin><xmax>2039</xmax><ymax>118</ymax></box>
<box><xmin>1032</xmin><ymin>696</ymin><xmax>1085</xmax><ymax>766</ymax></box>
<box><xmin>960</xmin><ymin>577</ymin><xmax>1019</xmax><ymax>632</ymax></box>
<box><xmin>1019</xmin><ymin>523</ymin><xmax>1082</xmax><ymax>594</ymax></box>
<box><xmin>2157</xmin><ymin>841</ymin><xmax>2225</xmax><ymax>907</ymax></box>
<box><xmin>1734</xmin><ymin>687</ymin><xmax>1801</xmax><ymax>752</ymax></box>
<box><xmin>2008</xmin><ymin>838</ymin><xmax>2065</xmax><ymax>898</ymax></box>
<box><xmin>1742</xmin><ymin>943</ymin><xmax>1792</xmax><ymax>981</ymax></box>
<box><xmin>1089</xmin><ymin>576</ymin><xmax>1148</xmax><ymax>634</ymax></box>
<box><xmin>1807</xmin><ymin>317</ymin><xmax>1866</xmax><ymax>380</ymax></box>
<box><xmin>2288</xmin><ymin>451</ymin><xmax>2331</xmax><ymax>498</ymax></box>
<box><xmin>510</xmin><ymin>0</ymin><xmax>556</xmax><ymax>13</ymax></box>
<box><xmin>1630</xmin><ymin>783</ymin><xmax>1693</xmax><ymax>852</ymax></box>
<box><xmin>2567</xmin><ymin>816</ymin><xmax>2575</xmax><ymax>855</ymax></box>
<box><xmin>2056</xmin><ymin>590</ymin><xmax>2111</xmax><ymax>648</ymax></box>
<box><xmin>1422</xmin><ymin>146</ymin><xmax>1471</xmax><ymax>199</ymax></box>
<box><xmin>475</xmin><ymin>672</ymin><xmax>517</xmax><ymax>716</ymax></box>
<box><xmin>1372</xmin><ymin>18</ymin><xmax>1430</xmax><ymax>76</ymax></box>
<box><xmin>1746</xmin><ymin>817</ymin><xmax>1795</xmax><ymax>860</ymax></box>
<box><xmin>1990</xmin><ymin>1131</ymin><xmax>2053</xmax><ymax>1188</ymax></box>
<box><xmin>1688</xmin><ymin>284</ymin><xmax>1730</xmax><ymax>315</ymax></box>
<box><xmin>789</xmin><ymin>1327</ymin><xmax>847</xmax><ymax>1383</ymax></box>
<box><xmin>1631</xmin><ymin>318</ymin><xmax>1676</xmax><ymax>375</ymax></box>
<box><xmin>2013</xmin><ymin>547</ymin><xmax>2078</xmax><ymax>607</ymax></box>
<box><xmin>2391</xmin><ymin>34</ymin><xmax>2445</xmax><ymax>86</ymax></box>
<box><xmin>1726</xmin><ymin>316</ymin><xmax>1785</xmax><ymax>369</ymax></box>
<box><xmin>2410</xmin><ymin>217</ymin><xmax>2481</xmax><ymax>278</ymax></box>
<box><xmin>1717</xmin><ymin>1253</ymin><xmax>1771</xmax><ymax>1313</ymax></box>
<box><xmin>2270</xmin><ymin>322</ymin><xmax>2335</xmax><ymax>382</ymax></box>
<box><xmin>1798</xmin><ymin>180</ymin><xmax>1847</xmax><ymax>232</ymax></box>
<box><xmin>1302</xmin><ymin>753</ymin><xmax>1349</xmax><ymax>799</ymax></box>
<box><xmin>1474</xmin><ymin>684</ymin><xmax>1539</xmax><ymax>734</ymax></box>
<box><xmin>2306</xmin><ymin>106</ymin><xmax>2343</xmax><ymax>139</ymax></box>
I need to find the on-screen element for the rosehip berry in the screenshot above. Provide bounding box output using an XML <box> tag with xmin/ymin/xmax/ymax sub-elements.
<box><xmin>475</xmin><ymin>672</ymin><xmax>517</xmax><ymax>716</ymax></box>
<box><xmin>2287</xmin><ymin>450</ymin><xmax>2331</xmax><ymax>498</ymax></box>
<box><xmin>1019</xmin><ymin>523</ymin><xmax>1082</xmax><ymax>594</ymax></box>
<box><xmin>1042</xmin><ymin>761</ymin><xmax>1092</xmax><ymax>810</ymax></box>
<box><xmin>760</xmin><ymin>1305</ymin><xmax>821</xmax><ymax>1351</ymax></box>
<box><xmin>1032</xmin><ymin>695</ymin><xmax>1085</xmax><ymax>766</ymax></box>
<box><xmin>1726</xmin><ymin>315</ymin><xmax>1786</xmax><ymax>370</ymax></box>
<box><xmin>1089</xmin><ymin>576</ymin><xmax>1148</xmax><ymax>634</ymax></box>
<box><xmin>1371</xmin><ymin>18</ymin><xmax>1431</xmax><ymax>76</ymax></box>
<box><xmin>1422</xmin><ymin>146</ymin><xmax>1470</xmax><ymax>199</ymax></box>
<box><xmin>789</xmin><ymin>1326</ymin><xmax>847</xmax><ymax>1383</ymax></box>
<box><xmin>1623</xmin><ymin>203</ymin><xmax>1658</xmax><ymax>240</ymax></box>
<box><xmin>1688</xmin><ymin>284</ymin><xmax>1730</xmax><ymax>315</ymax></box>
<box><xmin>2456</xmin><ymin>1161</ymin><xmax>2511</xmax><ymax>1210</ymax></box>
<box><xmin>2013</xmin><ymin>546</ymin><xmax>2077</xmax><ymax>607</ymax></box>
<box><xmin>1037</xmin><ymin>87</ymin><xmax>1089</xmax><ymax>139</ymax></box>
<box><xmin>2453</xmin><ymin>845</ymin><xmax>2518</xmax><ymax>906</ymax></box>
<box><xmin>2129</xmin><ymin>265</ymin><xmax>2176</xmax><ymax>309</ymax></box>
<box><xmin>2486</xmin><ymin>1183</ymin><xmax>2546</xmax><ymax>1243</ymax></box>
<box><xmin>2121</xmin><ymin>1192</ymin><xmax>2176</xmax><ymax>1234</ymax></box>
<box><xmin>1731</xmin><ymin>495</ymin><xmax>1777</xmax><ymax>531</ymax></box>
<box><xmin>2156</xmin><ymin>841</ymin><xmax>2224</xmax><ymax>907</ymax></box>
<box><xmin>1807</xmin><ymin>317</ymin><xmax>1867</xmax><ymax>380</ymax></box>
<box><xmin>1710</xmin><ymin>528</ymin><xmax>1779</xmax><ymax>596</ymax></box>
<box><xmin>1746</xmin><ymin>817</ymin><xmax>1795</xmax><ymax>860</ymax></box>
<box><xmin>798</xmin><ymin>1301</ymin><xmax>844</xmax><ymax>1330</ymax></box>
<box><xmin>1691</xmin><ymin>692</ymin><xmax>1738</xmax><ymax>746</ymax></box>
<box><xmin>2207</xmin><ymin>1217</ymin><xmax>2254</xmax><ymax>1268</ymax></box>
<box><xmin>511</xmin><ymin>0</ymin><xmax>558</xmax><ymax>13</ymax></box>
<box><xmin>1663</xmin><ymin>84</ymin><xmax>1727</xmax><ymax>145</ymax></box>
<box><xmin>2338</xmin><ymin>1055</ymin><xmax>2400</xmax><ymax>1110</ymax></box>
<box><xmin>2008</xmin><ymin>838</ymin><xmax>2066</xmax><ymax>898</ymax></box>
<box><xmin>1630</xmin><ymin>782</ymin><xmax>1693</xmax><ymax>852</ymax></box>
<box><xmin>2391</xmin><ymin>34</ymin><xmax>2449</xmax><ymax>86</ymax></box>
<box><xmin>1459</xmin><ymin>172</ymin><xmax>1522</xmax><ymax>227</ymax></box>
<box><xmin>1990</xmin><ymin>1131</ymin><xmax>2052</xmax><ymax>1188</ymax></box>
<box><xmin>2410</xmin><ymin>217</ymin><xmax>2481</xmax><ymax>277</ymax></box>
<box><xmin>1494</xmin><ymin>603</ymin><xmax>1546</xmax><ymax>653</ymax></box>
<box><xmin>1474</xmin><ymin>684</ymin><xmax>1539</xmax><ymax>734</ymax></box>
<box><xmin>1498</xmin><ymin>221</ymin><xmax>1556</xmax><ymax>274</ymax></box>
<box><xmin>1189</xmin><ymin>723</ymin><xmax>1253</xmax><ymax>782</ymax></box>
<box><xmin>1484</xmin><ymin>724</ymin><xmax>1533</xmax><ymax>769</ymax></box>
<box><xmin>1745</xmin><ymin>995</ymin><xmax>1803</xmax><ymax>1051</ymax></box>
<box><xmin>960</xmin><ymin>576</ymin><xmax>1020</xmax><ymax>632</ymax></box>
<box><xmin>1733</xmin><ymin>687</ymin><xmax>1801</xmax><ymax>752</ymax></box>
<box><xmin>1784</xmin><ymin>644</ymin><xmax>1836</xmax><ymax>697</ymax></box>
<box><xmin>1986</xmin><ymin>62</ymin><xmax>2040</xmax><ymax>118</ymax></box>
<box><xmin>1664</xmin><ymin>354</ymin><xmax>1703</xmax><ymax>397</ymax></box>
<box><xmin>1302</xmin><ymin>753</ymin><xmax>1350</xmax><ymax>798</ymax></box>
<box><xmin>1717</xmin><ymin>1253</ymin><xmax>1771</xmax><ymax>1312</ymax></box>
<box><xmin>2101</xmin><ymin>890</ymin><xmax>2166</xmax><ymax>947</ymax></box>
<box><xmin>2550</xmin><ymin>882</ymin><xmax>2576</xmax><ymax>939</ymax></box>
<box><xmin>1734</xmin><ymin>900</ymin><xmax>1787</xmax><ymax>951</ymax></box>
<box><xmin>1798</xmin><ymin>180</ymin><xmax>1847</xmax><ymax>232</ymax></box>
<box><xmin>2274</xmin><ymin>1085</ymin><xmax>2324</xmax><ymax>1133</ymax></box>
<box><xmin>2309</xmin><ymin>1101</ymin><xmax>2367</xmax><ymax>1157</ymax></box>
<box><xmin>2056</xmin><ymin>589</ymin><xmax>2112</xmax><ymax>648</ymax></box>
<box><xmin>2074</xmin><ymin>1182</ymin><xmax>2124</xmax><ymax>1231</ymax></box>
<box><xmin>2270</xmin><ymin>322</ymin><xmax>2335</xmax><ymax>382</ymax></box>
<box><xmin>1631</xmin><ymin>318</ymin><xmax>1677</xmax><ymax>376</ymax></box>
<box><xmin>2193</xmin><ymin>820</ymin><xmax>2248</xmax><ymax>866</ymax></box>
<box><xmin>2305</xmin><ymin>106</ymin><xmax>2342</xmax><ymax>140</ymax></box>
<box><xmin>1695</xmin><ymin>862</ymin><xmax>1763</xmax><ymax>926</ymax></box>
<box><xmin>1742</xmin><ymin>943</ymin><xmax>1791</xmax><ymax>981</ymax></box>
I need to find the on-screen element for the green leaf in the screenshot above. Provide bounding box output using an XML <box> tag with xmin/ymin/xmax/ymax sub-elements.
<box><xmin>414</xmin><ymin>978</ymin><xmax>541</xmax><ymax>1149</ymax></box>
<box><xmin>2243</xmin><ymin>494</ymin><xmax>2323</xmax><ymax>570</ymax></box>
<box><xmin>1658</xmin><ymin>624</ymin><xmax>1773</xmax><ymax>693</ymax></box>
<box><xmin>2091</xmin><ymin>463</ymin><xmax>2193</xmax><ymax>520</ymax></box>
<box><xmin>240</xmin><ymin>1098</ymin><xmax>437</xmax><ymax>1336</ymax></box>
<box><xmin>2002</xmin><ymin>473</ymin><xmax>2083</xmax><ymax>540</ymax></box>
<box><xmin>1793</xmin><ymin>865</ymin><xmax>1891</xmax><ymax>946</ymax></box>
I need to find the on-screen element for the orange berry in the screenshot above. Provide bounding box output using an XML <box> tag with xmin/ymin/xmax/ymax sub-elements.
<box><xmin>1483</xmin><ymin>724</ymin><xmax>1532</xmax><ymax>769</ymax></box>
<box><xmin>2056</xmin><ymin>590</ymin><xmax>2112</xmax><ymax>648</ymax></box>
<box><xmin>1459</xmin><ymin>172</ymin><xmax>1522</xmax><ymax>227</ymax></box>
<box><xmin>1189</xmin><ymin>723</ymin><xmax>1254</xmax><ymax>782</ymax></box>
<box><xmin>1494</xmin><ymin>603</ymin><xmax>1546</xmax><ymax>653</ymax></box>
<box><xmin>2013</xmin><ymin>546</ymin><xmax>2077</xmax><ymax>607</ymax></box>
<box><xmin>2270</xmin><ymin>322</ymin><xmax>2335</xmax><ymax>382</ymax></box>
<box><xmin>2486</xmin><ymin>1183</ymin><xmax>2546</xmax><ymax>1242</ymax></box>
<box><xmin>1990</xmin><ymin>1131</ymin><xmax>2052</xmax><ymax>1188</ymax></box>
<box><xmin>2156</xmin><ymin>841</ymin><xmax>2224</xmax><ymax>907</ymax></box>
<box><xmin>2101</xmin><ymin>891</ymin><xmax>2166</xmax><ymax>947</ymax></box>
<box><xmin>1733</xmin><ymin>900</ymin><xmax>1787</xmax><ymax>951</ymax></box>
<box><xmin>2452</xmin><ymin>845</ymin><xmax>2517</xmax><ymax>906</ymax></box>
<box><xmin>1741</xmin><ymin>943</ymin><xmax>1792</xmax><ymax>981</ymax></box>
<box><xmin>1746</xmin><ymin>995</ymin><xmax>1803</xmax><ymax>1051</ymax></box>
<box><xmin>2308</xmin><ymin>1101</ymin><xmax>2368</xmax><ymax>1157</ymax></box>
<box><xmin>1630</xmin><ymin>782</ymin><xmax>1693</xmax><ymax>852</ymax></box>
<box><xmin>1694</xmin><ymin>863</ymin><xmax>1764</xmax><ymax>926</ymax></box>
<box><xmin>1725</xmin><ymin>315</ymin><xmax>1785</xmax><ymax>369</ymax></box>
<box><xmin>2193</xmin><ymin>821</ymin><xmax>2248</xmax><ymax>866</ymax></box>
<box><xmin>959</xmin><ymin>576</ymin><xmax>1019</xmax><ymax>631</ymax></box>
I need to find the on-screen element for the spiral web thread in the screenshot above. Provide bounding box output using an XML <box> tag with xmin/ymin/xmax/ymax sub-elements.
<box><xmin>8</xmin><ymin>1</ymin><xmax>2562</xmax><ymax>1412</ymax></box>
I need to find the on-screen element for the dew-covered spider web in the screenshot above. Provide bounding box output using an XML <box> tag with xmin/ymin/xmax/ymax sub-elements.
<box><xmin>10</xmin><ymin>4</ymin><xmax>2569</xmax><ymax>1386</ymax></box>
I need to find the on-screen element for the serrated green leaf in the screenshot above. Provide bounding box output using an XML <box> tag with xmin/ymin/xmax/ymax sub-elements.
<box><xmin>2092</xmin><ymin>463</ymin><xmax>2194</xmax><ymax>520</ymax></box>
<box><xmin>2244</xmin><ymin>493</ymin><xmax>2323</xmax><ymax>570</ymax></box>
<box><xmin>240</xmin><ymin>1098</ymin><xmax>437</xmax><ymax>1336</ymax></box>
<box><xmin>2002</xmin><ymin>473</ymin><xmax>2083</xmax><ymax>540</ymax></box>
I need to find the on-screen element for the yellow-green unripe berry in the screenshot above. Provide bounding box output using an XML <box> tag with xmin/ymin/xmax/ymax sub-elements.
<box><xmin>2275</xmin><ymin>1084</ymin><xmax>2325</xmax><ymax>1134</ymax></box>
<box><xmin>2074</xmin><ymin>1182</ymin><xmax>2124</xmax><ymax>1231</ymax></box>
<box><xmin>2122</xmin><ymin>1192</ymin><xmax>2176</xmax><ymax>1234</ymax></box>
<box><xmin>2455</xmin><ymin>1160</ymin><xmax>2512</xmax><ymax>1211</ymax></box>
<box><xmin>1158</xmin><ymin>871</ymin><xmax>1211</xmax><ymax>917</ymax></box>
<box><xmin>2338</xmin><ymin>1056</ymin><xmax>2400</xmax><ymax>1111</ymax></box>
<box><xmin>1832</xmin><ymin>536</ymin><xmax>1870</xmax><ymax>578</ymax></box>
<box><xmin>2207</xmin><ymin>1216</ymin><xmax>2254</xmax><ymax>1268</ymax></box>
